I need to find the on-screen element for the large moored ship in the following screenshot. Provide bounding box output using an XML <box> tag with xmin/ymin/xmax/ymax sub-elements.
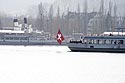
<box><xmin>0</xmin><ymin>18</ymin><xmax>66</xmax><ymax>45</ymax></box>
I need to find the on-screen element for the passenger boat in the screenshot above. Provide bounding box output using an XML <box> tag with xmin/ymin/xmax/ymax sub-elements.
<box><xmin>68</xmin><ymin>32</ymin><xmax>125</xmax><ymax>53</ymax></box>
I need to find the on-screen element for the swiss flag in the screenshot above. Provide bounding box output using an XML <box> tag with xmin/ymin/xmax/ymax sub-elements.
<box><xmin>56</xmin><ymin>29</ymin><xmax>64</xmax><ymax>45</ymax></box>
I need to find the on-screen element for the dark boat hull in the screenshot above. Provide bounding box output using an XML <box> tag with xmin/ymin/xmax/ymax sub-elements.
<box><xmin>69</xmin><ymin>47</ymin><xmax>125</xmax><ymax>53</ymax></box>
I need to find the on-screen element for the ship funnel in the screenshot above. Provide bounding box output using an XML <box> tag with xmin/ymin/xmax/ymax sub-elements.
<box><xmin>13</xmin><ymin>19</ymin><xmax>19</xmax><ymax>27</ymax></box>
<box><xmin>24</xmin><ymin>18</ymin><xmax>27</xmax><ymax>24</ymax></box>
<box><xmin>24</xmin><ymin>18</ymin><xmax>28</xmax><ymax>28</ymax></box>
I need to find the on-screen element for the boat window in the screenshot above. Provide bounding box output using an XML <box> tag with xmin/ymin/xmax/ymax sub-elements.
<box><xmin>19</xmin><ymin>37</ymin><xmax>27</xmax><ymax>40</ymax></box>
<box><xmin>111</xmin><ymin>40</ymin><xmax>113</xmax><ymax>44</ymax></box>
<box><xmin>92</xmin><ymin>40</ymin><xmax>94</xmax><ymax>44</ymax></box>
<box><xmin>100</xmin><ymin>40</ymin><xmax>103</xmax><ymax>44</ymax></box>
<box><xmin>89</xmin><ymin>39</ymin><xmax>93</xmax><ymax>44</ymax></box>
<box><xmin>86</xmin><ymin>39</ymin><xmax>90</xmax><ymax>44</ymax></box>
<box><xmin>1</xmin><ymin>37</ymin><xmax>3</xmax><ymax>40</ymax></box>
<box><xmin>97</xmin><ymin>40</ymin><xmax>102</xmax><ymax>44</ymax></box>
<box><xmin>118</xmin><ymin>40</ymin><xmax>123</xmax><ymax>44</ymax></box>
<box><xmin>94</xmin><ymin>40</ymin><xmax>96</xmax><ymax>44</ymax></box>
<box><xmin>97</xmin><ymin>40</ymin><xmax>99</xmax><ymax>44</ymax></box>
<box><xmin>11</xmin><ymin>33</ymin><xmax>15</xmax><ymax>35</ymax></box>
<box><xmin>25</xmin><ymin>38</ymin><xmax>28</xmax><ymax>40</ymax></box>
<box><xmin>14</xmin><ymin>37</ymin><xmax>19</xmax><ymax>40</ymax></box>
<box><xmin>114</xmin><ymin>40</ymin><xmax>117</xmax><ymax>44</ymax></box>
<box><xmin>90</xmin><ymin>46</ymin><xmax>94</xmax><ymax>48</ymax></box>
<box><xmin>20</xmin><ymin>37</ymin><xmax>23</xmax><ymax>40</ymax></box>
<box><xmin>103</xmin><ymin>40</ymin><xmax>111</xmax><ymax>44</ymax></box>
<box><xmin>10</xmin><ymin>38</ymin><xmax>13</xmax><ymax>40</ymax></box>
<box><xmin>104</xmin><ymin>40</ymin><xmax>106</xmax><ymax>44</ymax></box>
<box><xmin>0</xmin><ymin>37</ymin><xmax>2</xmax><ymax>40</ymax></box>
<box><xmin>6</xmin><ymin>38</ymin><xmax>9</xmax><ymax>40</ymax></box>
<box><xmin>89</xmin><ymin>39</ymin><xmax>94</xmax><ymax>44</ymax></box>
<box><xmin>83</xmin><ymin>39</ymin><xmax>87</xmax><ymax>44</ymax></box>
<box><xmin>105</xmin><ymin>40</ymin><xmax>110</xmax><ymax>44</ymax></box>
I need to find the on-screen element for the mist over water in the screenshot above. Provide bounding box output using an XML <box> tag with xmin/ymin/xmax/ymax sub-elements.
<box><xmin>0</xmin><ymin>46</ymin><xmax>125</xmax><ymax>83</ymax></box>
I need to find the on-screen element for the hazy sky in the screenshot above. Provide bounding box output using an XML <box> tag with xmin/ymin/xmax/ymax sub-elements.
<box><xmin>1</xmin><ymin>0</ymin><xmax>125</xmax><ymax>16</ymax></box>
<box><xmin>0</xmin><ymin>0</ymin><xmax>55</xmax><ymax>14</ymax></box>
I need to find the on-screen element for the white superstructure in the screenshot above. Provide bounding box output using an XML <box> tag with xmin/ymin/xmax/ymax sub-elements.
<box><xmin>0</xmin><ymin>18</ymin><xmax>57</xmax><ymax>45</ymax></box>
<box><xmin>68</xmin><ymin>33</ymin><xmax>125</xmax><ymax>53</ymax></box>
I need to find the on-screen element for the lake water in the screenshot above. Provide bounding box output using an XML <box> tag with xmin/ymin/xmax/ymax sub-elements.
<box><xmin>0</xmin><ymin>45</ymin><xmax>125</xmax><ymax>83</ymax></box>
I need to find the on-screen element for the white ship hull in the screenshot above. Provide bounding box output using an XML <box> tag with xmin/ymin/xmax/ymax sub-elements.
<box><xmin>0</xmin><ymin>34</ymin><xmax>67</xmax><ymax>46</ymax></box>
<box><xmin>0</xmin><ymin>40</ymin><xmax>67</xmax><ymax>46</ymax></box>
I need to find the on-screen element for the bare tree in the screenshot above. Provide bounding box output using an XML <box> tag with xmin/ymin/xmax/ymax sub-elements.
<box><xmin>38</xmin><ymin>2</ymin><xmax>45</xmax><ymax>31</ymax></box>
<box><xmin>57</xmin><ymin>6</ymin><xmax>61</xmax><ymax>29</ymax></box>
<box><xmin>66</xmin><ymin>7</ymin><xmax>70</xmax><ymax>35</ymax></box>
<box><xmin>83</xmin><ymin>0</ymin><xmax>88</xmax><ymax>35</ymax></box>
<box><xmin>113</xmin><ymin>3</ymin><xmax>117</xmax><ymax>31</ymax></box>
<box><xmin>77</xmin><ymin>3</ymin><xmax>81</xmax><ymax>33</ymax></box>
<box><xmin>99</xmin><ymin>0</ymin><xmax>105</xmax><ymax>34</ymax></box>
<box><xmin>55</xmin><ymin>6</ymin><xmax>61</xmax><ymax>33</ymax></box>
<box><xmin>0</xmin><ymin>21</ymin><xmax>2</xmax><ymax>29</ymax></box>
<box><xmin>48</xmin><ymin>5</ymin><xmax>54</xmax><ymax>34</ymax></box>
<box><xmin>109</xmin><ymin>1</ymin><xmax>113</xmax><ymax>32</ymax></box>
<box><xmin>0</xmin><ymin>15</ymin><xmax>2</xmax><ymax>29</ymax></box>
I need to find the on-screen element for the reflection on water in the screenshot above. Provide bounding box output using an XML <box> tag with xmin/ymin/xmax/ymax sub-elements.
<box><xmin>0</xmin><ymin>46</ymin><xmax>124</xmax><ymax>83</ymax></box>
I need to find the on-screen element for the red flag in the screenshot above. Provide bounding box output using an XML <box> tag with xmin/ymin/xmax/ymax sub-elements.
<box><xmin>57</xmin><ymin>29</ymin><xmax>64</xmax><ymax>45</ymax></box>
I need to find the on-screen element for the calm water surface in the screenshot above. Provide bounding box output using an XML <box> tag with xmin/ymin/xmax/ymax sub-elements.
<box><xmin>0</xmin><ymin>46</ymin><xmax>125</xmax><ymax>83</ymax></box>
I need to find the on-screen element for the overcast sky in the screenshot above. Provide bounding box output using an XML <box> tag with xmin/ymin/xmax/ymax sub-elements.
<box><xmin>0</xmin><ymin>0</ymin><xmax>55</xmax><ymax>14</ymax></box>
<box><xmin>1</xmin><ymin>0</ymin><xmax>125</xmax><ymax>16</ymax></box>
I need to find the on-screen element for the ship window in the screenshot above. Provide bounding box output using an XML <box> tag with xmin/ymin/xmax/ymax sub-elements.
<box><xmin>14</xmin><ymin>37</ymin><xmax>19</xmax><ymax>40</ymax></box>
<box><xmin>6</xmin><ymin>38</ymin><xmax>9</xmax><ymax>40</ymax></box>
<box><xmin>92</xmin><ymin>40</ymin><xmax>94</xmax><ymax>44</ymax></box>
<box><xmin>10</xmin><ymin>38</ymin><xmax>13</xmax><ymax>40</ymax></box>
<box><xmin>20</xmin><ymin>38</ymin><xmax>24</xmax><ymax>40</ymax></box>
<box><xmin>104</xmin><ymin>40</ymin><xmax>106</xmax><ymax>44</ymax></box>
<box><xmin>25</xmin><ymin>38</ymin><xmax>28</xmax><ymax>40</ymax></box>
<box><xmin>0</xmin><ymin>37</ymin><xmax>2</xmax><ymax>40</ymax></box>
<box><xmin>118</xmin><ymin>40</ymin><xmax>123</xmax><ymax>44</ymax></box>
<box><xmin>1</xmin><ymin>37</ymin><xmax>3</xmax><ymax>40</ymax></box>
<box><xmin>111</xmin><ymin>40</ymin><xmax>113</xmax><ymax>44</ymax></box>
<box><xmin>83</xmin><ymin>39</ymin><xmax>87</xmax><ymax>44</ymax></box>
<box><xmin>97</xmin><ymin>40</ymin><xmax>99</xmax><ymax>44</ymax></box>
<box><xmin>89</xmin><ymin>39</ymin><xmax>94</xmax><ymax>44</ymax></box>
<box><xmin>89</xmin><ymin>39</ymin><xmax>93</xmax><ymax>44</ymax></box>
<box><xmin>90</xmin><ymin>46</ymin><xmax>94</xmax><ymax>48</ymax></box>
<box><xmin>21</xmin><ymin>37</ymin><xmax>25</xmax><ymax>40</ymax></box>
<box><xmin>97</xmin><ymin>40</ymin><xmax>103</xmax><ymax>44</ymax></box>
<box><xmin>105</xmin><ymin>40</ymin><xmax>110</xmax><ymax>44</ymax></box>
<box><xmin>24</xmin><ymin>37</ymin><xmax>28</xmax><ymax>40</ymax></box>
<box><xmin>20</xmin><ymin>37</ymin><xmax>24</xmax><ymax>40</ymax></box>
<box><xmin>100</xmin><ymin>40</ymin><xmax>103</xmax><ymax>44</ymax></box>
<box><xmin>114</xmin><ymin>40</ymin><xmax>117</xmax><ymax>44</ymax></box>
<box><xmin>6</xmin><ymin>33</ymin><xmax>10</xmax><ymax>35</ymax></box>
<box><xmin>94</xmin><ymin>40</ymin><xmax>96</xmax><ymax>44</ymax></box>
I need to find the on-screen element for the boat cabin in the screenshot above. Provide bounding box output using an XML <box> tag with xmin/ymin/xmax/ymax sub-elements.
<box><xmin>83</xmin><ymin>36</ymin><xmax>125</xmax><ymax>45</ymax></box>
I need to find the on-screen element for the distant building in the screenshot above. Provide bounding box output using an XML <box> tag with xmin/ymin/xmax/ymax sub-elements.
<box><xmin>87</xmin><ymin>13</ymin><xmax>101</xmax><ymax>34</ymax></box>
<box><xmin>64</xmin><ymin>11</ymin><xmax>97</xmax><ymax>35</ymax></box>
<box><xmin>87</xmin><ymin>12</ymin><xmax>124</xmax><ymax>35</ymax></box>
